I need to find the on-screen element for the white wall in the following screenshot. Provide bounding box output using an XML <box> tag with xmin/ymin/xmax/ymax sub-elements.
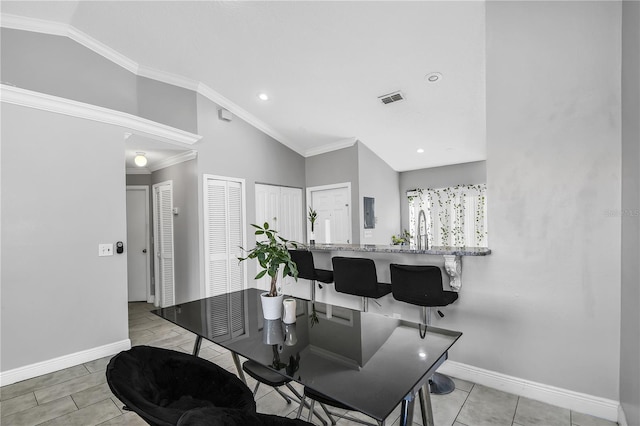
<box><xmin>357</xmin><ymin>141</ymin><xmax>401</xmax><ymax>245</ymax></box>
<box><xmin>445</xmin><ymin>1</ymin><xmax>621</xmax><ymax>400</ymax></box>
<box><xmin>1</xmin><ymin>104</ymin><xmax>129</xmax><ymax>372</ymax></box>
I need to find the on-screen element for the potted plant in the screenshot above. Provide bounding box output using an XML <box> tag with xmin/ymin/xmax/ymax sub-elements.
<box><xmin>308</xmin><ymin>206</ymin><xmax>317</xmax><ymax>245</ymax></box>
<box><xmin>238</xmin><ymin>222</ymin><xmax>298</xmax><ymax>319</ymax></box>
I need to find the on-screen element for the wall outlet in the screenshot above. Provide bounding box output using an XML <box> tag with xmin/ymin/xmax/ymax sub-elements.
<box><xmin>99</xmin><ymin>243</ymin><xmax>114</xmax><ymax>257</ymax></box>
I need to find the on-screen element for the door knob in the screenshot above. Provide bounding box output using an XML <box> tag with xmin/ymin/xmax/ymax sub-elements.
<box><xmin>142</xmin><ymin>249</ymin><xmax>147</xmax><ymax>253</ymax></box>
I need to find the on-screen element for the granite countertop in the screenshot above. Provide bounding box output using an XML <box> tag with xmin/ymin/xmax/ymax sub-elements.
<box><xmin>304</xmin><ymin>243</ymin><xmax>491</xmax><ymax>256</ymax></box>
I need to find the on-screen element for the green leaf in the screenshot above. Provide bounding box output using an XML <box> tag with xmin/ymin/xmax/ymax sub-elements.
<box><xmin>255</xmin><ymin>270</ymin><xmax>267</xmax><ymax>279</ymax></box>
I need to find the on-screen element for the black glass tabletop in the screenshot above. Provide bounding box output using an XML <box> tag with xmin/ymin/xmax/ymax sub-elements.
<box><xmin>152</xmin><ymin>288</ymin><xmax>461</xmax><ymax>422</ymax></box>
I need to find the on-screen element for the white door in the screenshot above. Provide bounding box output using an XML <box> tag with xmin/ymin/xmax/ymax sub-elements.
<box><xmin>126</xmin><ymin>186</ymin><xmax>150</xmax><ymax>302</ymax></box>
<box><xmin>153</xmin><ymin>181</ymin><xmax>175</xmax><ymax>307</ymax></box>
<box><xmin>254</xmin><ymin>184</ymin><xmax>303</xmax><ymax>291</ymax></box>
<box><xmin>309</xmin><ymin>184</ymin><xmax>351</xmax><ymax>244</ymax></box>
<box><xmin>204</xmin><ymin>175</ymin><xmax>246</xmax><ymax>297</ymax></box>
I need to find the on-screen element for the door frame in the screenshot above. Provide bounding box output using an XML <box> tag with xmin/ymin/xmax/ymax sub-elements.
<box><xmin>152</xmin><ymin>180</ymin><xmax>176</xmax><ymax>307</ymax></box>
<box><xmin>126</xmin><ymin>185</ymin><xmax>153</xmax><ymax>303</ymax></box>
<box><xmin>306</xmin><ymin>182</ymin><xmax>352</xmax><ymax>244</ymax></box>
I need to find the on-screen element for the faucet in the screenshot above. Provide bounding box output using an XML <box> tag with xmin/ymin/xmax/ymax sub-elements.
<box><xmin>416</xmin><ymin>210</ymin><xmax>428</xmax><ymax>250</ymax></box>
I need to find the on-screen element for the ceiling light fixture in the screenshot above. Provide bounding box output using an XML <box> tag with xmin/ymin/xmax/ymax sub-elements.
<box><xmin>417</xmin><ymin>148</ymin><xmax>425</xmax><ymax>154</ymax></box>
<box><xmin>134</xmin><ymin>152</ymin><xmax>148</xmax><ymax>167</ymax></box>
<box><xmin>425</xmin><ymin>72</ymin><xmax>443</xmax><ymax>83</ymax></box>
<box><xmin>258</xmin><ymin>93</ymin><xmax>269</xmax><ymax>101</ymax></box>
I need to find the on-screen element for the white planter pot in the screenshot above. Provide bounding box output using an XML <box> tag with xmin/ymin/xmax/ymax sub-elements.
<box><xmin>261</xmin><ymin>293</ymin><xmax>284</xmax><ymax>320</ymax></box>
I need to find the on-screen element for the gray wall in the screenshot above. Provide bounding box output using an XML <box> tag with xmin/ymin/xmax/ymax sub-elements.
<box><xmin>137</xmin><ymin>77</ymin><xmax>198</xmax><ymax>134</ymax></box>
<box><xmin>1</xmin><ymin>28</ymin><xmax>198</xmax><ymax>133</ymax></box>
<box><xmin>399</xmin><ymin>161</ymin><xmax>486</xmax><ymax>234</ymax></box>
<box><xmin>620</xmin><ymin>1</ymin><xmax>640</xmax><ymax>424</ymax></box>
<box><xmin>152</xmin><ymin>159</ymin><xmax>200</xmax><ymax>304</ymax></box>
<box><xmin>305</xmin><ymin>143</ymin><xmax>360</xmax><ymax>244</ymax></box>
<box><xmin>195</xmin><ymin>94</ymin><xmax>307</xmax><ymax>292</ymax></box>
<box><xmin>1</xmin><ymin>28</ymin><xmax>137</xmax><ymax>115</ymax></box>
<box><xmin>448</xmin><ymin>1</ymin><xmax>620</xmax><ymax>399</ymax></box>
<box><xmin>357</xmin><ymin>142</ymin><xmax>401</xmax><ymax>245</ymax></box>
<box><xmin>1</xmin><ymin>104</ymin><xmax>129</xmax><ymax>371</ymax></box>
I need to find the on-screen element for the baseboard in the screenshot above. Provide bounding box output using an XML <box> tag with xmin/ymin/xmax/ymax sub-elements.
<box><xmin>439</xmin><ymin>360</ymin><xmax>621</xmax><ymax>423</ymax></box>
<box><xmin>0</xmin><ymin>339</ymin><xmax>131</xmax><ymax>386</ymax></box>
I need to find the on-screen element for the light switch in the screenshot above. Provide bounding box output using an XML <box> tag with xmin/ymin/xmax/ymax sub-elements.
<box><xmin>99</xmin><ymin>243</ymin><xmax>114</xmax><ymax>257</ymax></box>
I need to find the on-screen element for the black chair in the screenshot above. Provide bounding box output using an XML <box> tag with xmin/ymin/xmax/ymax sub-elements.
<box><xmin>106</xmin><ymin>346</ymin><xmax>256</xmax><ymax>426</ymax></box>
<box><xmin>242</xmin><ymin>360</ymin><xmax>301</xmax><ymax>405</ymax></box>
<box><xmin>331</xmin><ymin>257</ymin><xmax>391</xmax><ymax>311</ymax></box>
<box><xmin>390</xmin><ymin>264</ymin><xmax>459</xmax><ymax>395</ymax></box>
<box><xmin>242</xmin><ymin>360</ymin><xmax>327</xmax><ymax>425</ymax></box>
<box><xmin>177</xmin><ymin>406</ymin><xmax>315</xmax><ymax>425</ymax></box>
<box><xmin>288</xmin><ymin>249</ymin><xmax>334</xmax><ymax>301</ymax></box>
<box><xmin>296</xmin><ymin>387</ymin><xmax>379</xmax><ymax>426</ymax></box>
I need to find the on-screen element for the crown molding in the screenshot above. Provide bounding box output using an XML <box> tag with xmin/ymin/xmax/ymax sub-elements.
<box><xmin>149</xmin><ymin>150</ymin><xmax>198</xmax><ymax>172</ymax></box>
<box><xmin>1</xmin><ymin>14</ymin><xmax>139</xmax><ymax>74</ymax></box>
<box><xmin>305</xmin><ymin>137</ymin><xmax>358</xmax><ymax>157</ymax></box>
<box><xmin>126</xmin><ymin>168</ymin><xmax>152</xmax><ymax>175</ymax></box>
<box><xmin>195</xmin><ymin>83</ymin><xmax>305</xmax><ymax>156</ymax></box>
<box><xmin>1</xmin><ymin>84</ymin><xmax>202</xmax><ymax>146</ymax></box>
<box><xmin>0</xmin><ymin>14</ymin><xmax>314</xmax><ymax>156</ymax></box>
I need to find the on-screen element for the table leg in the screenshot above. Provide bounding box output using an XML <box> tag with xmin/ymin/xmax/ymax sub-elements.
<box><xmin>192</xmin><ymin>335</ymin><xmax>203</xmax><ymax>356</ymax></box>
<box><xmin>398</xmin><ymin>393</ymin><xmax>415</xmax><ymax>426</ymax></box>
<box><xmin>231</xmin><ymin>352</ymin><xmax>247</xmax><ymax>385</ymax></box>
<box><xmin>419</xmin><ymin>384</ymin><xmax>434</xmax><ymax>426</ymax></box>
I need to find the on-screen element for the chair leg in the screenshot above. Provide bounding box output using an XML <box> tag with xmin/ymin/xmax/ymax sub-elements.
<box><xmin>320</xmin><ymin>402</ymin><xmax>337</xmax><ymax>425</ymax></box>
<box><xmin>285</xmin><ymin>383</ymin><xmax>304</xmax><ymax>401</ymax></box>
<box><xmin>274</xmin><ymin>387</ymin><xmax>292</xmax><ymax>404</ymax></box>
<box><xmin>252</xmin><ymin>381</ymin><xmax>260</xmax><ymax>396</ymax></box>
<box><xmin>296</xmin><ymin>395</ymin><xmax>306</xmax><ymax>419</ymax></box>
<box><xmin>307</xmin><ymin>400</ymin><xmax>316</xmax><ymax>422</ymax></box>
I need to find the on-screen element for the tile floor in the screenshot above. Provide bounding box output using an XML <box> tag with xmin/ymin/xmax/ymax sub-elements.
<box><xmin>0</xmin><ymin>302</ymin><xmax>619</xmax><ymax>426</ymax></box>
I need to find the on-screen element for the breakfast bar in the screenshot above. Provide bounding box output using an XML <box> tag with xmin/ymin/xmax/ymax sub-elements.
<box><xmin>305</xmin><ymin>243</ymin><xmax>491</xmax><ymax>291</ymax></box>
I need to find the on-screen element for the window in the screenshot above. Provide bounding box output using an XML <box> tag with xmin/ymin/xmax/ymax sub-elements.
<box><xmin>408</xmin><ymin>184</ymin><xmax>488</xmax><ymax>248</ymax></box>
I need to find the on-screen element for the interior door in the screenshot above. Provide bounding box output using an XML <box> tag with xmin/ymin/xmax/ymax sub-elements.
<box><xmin>126</xmin><ymin>186</ymin><xmax>150</xmax><ymax>302</ymax></box>
<box><xmin>310</xmin><ymin>185</ymin><xmax>351</xmax><ymax>244</ymax></box>
<box><xmin>153</xmin><ymin>181</ymin><xmax>175</xmax><ymax>307</ymax></box>
<box><xmin>204</xmin><ymin>176</ymin><xmax>246</xmax><ymax>297</ymax></box>
<box><xmin>254</xmin><ymin>184</ymin><xmax>303</xmax><ymax>291</ymax></box>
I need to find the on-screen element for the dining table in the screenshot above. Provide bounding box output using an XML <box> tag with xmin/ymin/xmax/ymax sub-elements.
<box><xmin>152</xmin><ymin>288</ymin><xmax>462</xmax><ymax>426</ymax></box>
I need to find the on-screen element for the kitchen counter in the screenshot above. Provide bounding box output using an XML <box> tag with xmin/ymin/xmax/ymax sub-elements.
<box><xmin>303</xmin><ymin>243</ymin><xmax>491</xmax><ymax>292</ymax></box>
<box><xmin>306</xmin><ymin>243</ymin><xmax>491</xmax><ymax>257</ymax></box>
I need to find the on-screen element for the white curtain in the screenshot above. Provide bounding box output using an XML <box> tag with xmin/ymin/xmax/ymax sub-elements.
<box><xmin>408</xmin><ymin>184</ymin><xmax>488</xmax><ymax>248</ymax></box>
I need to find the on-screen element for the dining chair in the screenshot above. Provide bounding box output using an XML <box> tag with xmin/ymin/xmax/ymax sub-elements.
<box><xmin>331</xmin><ymin>256</ymin><xmax>391</xmax><ymax>311</ymax></box>
<box><xmin>390</xmin><ymin>263</ymin><xmax>459</xmax><ymax>394</ymax></box>
<box><xmin>242</xmin><ymin>360</ymin><xmax>328</xmax><ymax>426</ymax></box>
<box><xmin>106</xmin><ymin>346</ymin><xmax>256</xmax><ymax>426</ymax></box>
<box><xmin>296</xmin><ymin>386</ymin><xmax>382</xmax><ymax>426</ymax></box>
<box><xmin>288</xmin><ymin>249</ymin><xmax>334</xmax><ymax>301</ymax></box>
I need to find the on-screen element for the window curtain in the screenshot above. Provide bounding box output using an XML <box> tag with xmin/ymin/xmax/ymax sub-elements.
<box><xmin>408</xmin><ymin>184</ymin><xmax>488</xmax><ymax>248</ymax></box>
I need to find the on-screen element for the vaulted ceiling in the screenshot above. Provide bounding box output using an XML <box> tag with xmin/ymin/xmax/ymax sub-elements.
<box><xmin>2</xmin><ymin>1</ymin><xmax>486</xmax><ymax>172</ymax></box>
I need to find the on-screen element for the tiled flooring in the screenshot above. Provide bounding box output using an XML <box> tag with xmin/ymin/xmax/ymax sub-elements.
<box><xmin>1</xmin><ymin>302</ymin><xmax>618</xmax><ymax>426</ymax></box>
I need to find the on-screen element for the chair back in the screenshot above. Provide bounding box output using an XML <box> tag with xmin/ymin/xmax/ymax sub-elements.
<box><xmin>106</xmin><ymin>346</ymin><xmax>255</xmax><ymax>426</ymax></box>
<box><xmin>288</xmin><ymin>250</ymin><xmax>316</xmax><ymax>280</ymax></box>
<box><xmin>332</xmin><ymin>257</ymin><xmax>379</xmax><ymax>297</ymax></box>
<box><xmin>390</xmin><ymin>264</ymin><xmax>455</xmax><ymax>307</ymax></box>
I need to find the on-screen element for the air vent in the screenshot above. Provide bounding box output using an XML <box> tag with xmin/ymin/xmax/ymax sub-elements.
<box><xmin>378</xmin><ymin>91</ymin><xmax>405</xmax><ymax>105</ymax></box>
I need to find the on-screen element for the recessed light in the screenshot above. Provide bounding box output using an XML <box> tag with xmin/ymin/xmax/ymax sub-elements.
<box><xmin>417</xmin><ymin>148</ymin><xmax>425</xmax><ymax>154</ymax></box>
<box><xmin>258</xmin><ymin>93</ymin><xmax>269</xmax><ymax>101</ymax></box>
<box><xmin>425</xmin><ymin>72</ymin><xmax>443</xmax><ymax>83</ymax></box>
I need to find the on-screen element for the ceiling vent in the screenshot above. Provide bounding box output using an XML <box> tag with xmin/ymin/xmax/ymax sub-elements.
<box><xmin>378</xmin><ymin>91</ymin><xmax>405</xmax><ymax>105</ymax></box>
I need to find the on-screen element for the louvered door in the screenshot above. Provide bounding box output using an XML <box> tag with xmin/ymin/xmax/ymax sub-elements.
<box><xmin>152</xmin><ymin>181</ymin><xmax>175</xmax><ymax>308</ymax></box>
<box><xmin>204</xmin><ymin>176</ymin><xmax>246</xmax><ymax>297</ymax></box>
